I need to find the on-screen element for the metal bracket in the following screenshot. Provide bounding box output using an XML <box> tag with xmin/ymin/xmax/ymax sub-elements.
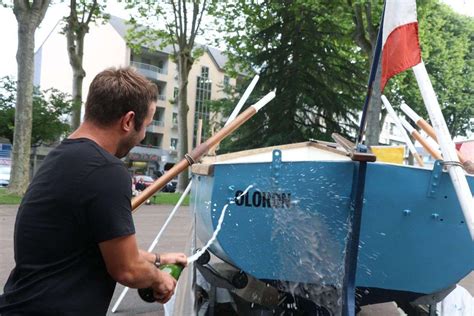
<box><xmin>427</xmin><ymin>160</ymin><xmax>443</xmax><ymax>198</ymax></box>
<box><xmin>272</xmin><ymin>149</ymin><xmax>282</xmax><ymax>185</ymax></box>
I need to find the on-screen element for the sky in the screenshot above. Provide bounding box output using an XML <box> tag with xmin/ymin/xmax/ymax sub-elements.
<box><xmin>0</xmin><ymin>1</ymin><xmax>129</xmax><ymax>78</ymax></box>
<box><xmin>0</xmin><ymin>0</ymin><xmax>473</xmax><ymax>78</ymax></box>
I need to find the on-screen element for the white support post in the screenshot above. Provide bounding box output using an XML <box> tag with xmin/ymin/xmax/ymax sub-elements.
<box><xmin>412</xmin><ymin>61</ymin><xmax>474</xmax><ymax>240</ymax></box>
<box><xmin>381</xmin><ymin>95</ymin><xmax>423</xmax><ymax>167</ymax></box>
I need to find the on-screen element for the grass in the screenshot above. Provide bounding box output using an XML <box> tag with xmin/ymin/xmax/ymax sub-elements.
<box><xmin>0</xmin><ymin>188</ymin><xmax>22</xmax><ymax>205</ymax></box>
<box><xmin>151</xmin><ymin>192</ymin><xmax>190</xmax><ymax>206</ymax></box>
<box><xmin>0</xmin><ymin>188</ymin><xmax>189</xmax><ymax>206</ymax></box>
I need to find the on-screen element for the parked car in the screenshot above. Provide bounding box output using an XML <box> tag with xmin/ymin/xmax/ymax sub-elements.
<box><xmin>161</xmin><ymin>179</ymin><xmax>177</xmax><ymax>193</ymax></box>
<box><xmin>0</xmin><ymin>165</ymin><xmax>11</xmax><ymax>187</ymax></box>
<box><xmin>133</xmin><ymin>175</ymin><xmax>155</xmax><ymax>188</ymax></box>
<box><xmin>133</xmin><ymin>174</ymin><xmax>176</xmax><ymax>193</ymax></box>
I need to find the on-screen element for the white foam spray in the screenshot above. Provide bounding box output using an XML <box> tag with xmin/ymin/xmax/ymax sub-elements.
<box><xmin>187</xmin><ymin>184</ymin><xmax>254</xmax><ymax>264</ymax></box>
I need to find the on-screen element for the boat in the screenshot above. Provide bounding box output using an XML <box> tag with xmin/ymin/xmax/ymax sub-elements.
<box><xmin>190</xmin><ymin>140</ymin><xmax>474</xmax><ymax>314</ymax></box>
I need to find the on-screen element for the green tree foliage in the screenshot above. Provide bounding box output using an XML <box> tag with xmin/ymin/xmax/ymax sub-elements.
<box><xmin>0</xmin><ymin>77</ymin><xmax>72</xmax><ymax>146</ymax></box>
<box><xmin>387</xmin><ymin>1</ymin><xmax>474</xmax><ymax>138</ymax></box>
<box><xmin>211</xmin><ymin>0</ymin><xmax>367</xmax><ymax>152</ymax></box>
<box><xmin>124</xmin><ymin>0</ymin><xmax>211</xmax><ymax>192</ymax></box>
<box><xmin>214</xmin><ymin>0</ymin><xmax>473</xmax><ymax>153</ymax></box>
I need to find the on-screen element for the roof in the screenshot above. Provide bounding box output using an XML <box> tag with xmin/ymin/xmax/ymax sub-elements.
<box><xmin>109</xmin><ymin>15</ymin><xmax>228</xmax><ymax>70</ymax></box>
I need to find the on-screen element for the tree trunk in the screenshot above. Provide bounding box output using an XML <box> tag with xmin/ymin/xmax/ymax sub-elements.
<box><xmin>67</xmin><ymin>23</ymin><xmax>87</xmax><ymax>130</ymax></box>
<box><xmin>365</xmin><ymin>57</ymin><xmax>382</xmax><ymax>146</ymax></box>
<box><xmin>8</xmin><ymin>1</ymin><xmax>50</xmax><ymax>195</ymax></box>
<box><xmin>176</xmin><ymin>52</ymin><xmax>192</xmax><ymax>193</ymax></box>
<box><xmin>71</xmin><ymin>68</ymin><xmax>85</xmax><ymax>129</ymax></box>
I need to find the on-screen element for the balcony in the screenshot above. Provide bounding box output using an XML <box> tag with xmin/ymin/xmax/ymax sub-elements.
<box><xmin>147</xmin><ymin>120</ymin><xmax>165</xmax><ymax>133</ymax></box>
<box><xmin>131</xmin><ymin>61</ymin><xmax>167</xmax><ymax>80</ymax></box>
<box><xmin>128</xmin><ymin>144</ymin><xmax>168</xmax><ymax>162</ymax></box>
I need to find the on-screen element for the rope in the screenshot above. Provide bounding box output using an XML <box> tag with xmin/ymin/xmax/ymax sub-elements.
<box><xmin>441</xmin><ymin>160</ymin><xmax>465</xmax><ymax>170</ymax></box>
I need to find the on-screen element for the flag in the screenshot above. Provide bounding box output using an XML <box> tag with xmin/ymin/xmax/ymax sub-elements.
<box><xmin>380</xmin><ymin>0</ymin><xmax>422</xmax><ymax>92</ymax></box>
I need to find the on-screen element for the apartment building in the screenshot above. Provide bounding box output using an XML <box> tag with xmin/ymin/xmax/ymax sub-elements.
<box><xmin>34</xmin><ymin>16</ymin><xmax>235</xmax><ymax>177</ymax></box>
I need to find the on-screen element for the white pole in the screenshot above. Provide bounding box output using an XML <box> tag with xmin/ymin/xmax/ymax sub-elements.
<box><xmin>381</xmin><ymin>95</ymin><xmax>423</xmax><ymax>166</ymax></box>
<box><xmin>412</xmin><ymin>61</ymin><xmax>474</xmax><ymax>240</ymax></box>
<box><xmin>225</xmin><ymin>75</ymin><xmax>260</xmax><ymax>126</ymax></box>
<box><xmin>111</xmin><ymin>184</ymin><xmax>192</xmax><ymax>313</ymax></box>
<box><xmin>400</xmin><ymin>103</ymin><xmax>421</xmax><ymax>123</ymax></box>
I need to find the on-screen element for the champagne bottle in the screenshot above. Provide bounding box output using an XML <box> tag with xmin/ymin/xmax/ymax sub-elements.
<box><xmin>138</xmin><ymin>264</ymin><xmax>184</xmax><ymax>303</ymax></box>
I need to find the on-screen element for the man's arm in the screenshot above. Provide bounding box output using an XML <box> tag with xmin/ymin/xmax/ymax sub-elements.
<box><xmin>99</xmin><ymin>234</ymin><xmax>176</xmax><ymax>291</ymax></box>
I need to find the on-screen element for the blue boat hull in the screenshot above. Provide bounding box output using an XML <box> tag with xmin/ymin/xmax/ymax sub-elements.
<box><xmin>192</xmin><ymin>152</ymin><xmax>474</xmax><ymax>296</ymax></box>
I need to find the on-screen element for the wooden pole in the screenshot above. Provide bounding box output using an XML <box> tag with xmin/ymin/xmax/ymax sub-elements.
<box><xmin>400</xmin><ymin>103</ymin><xmax>467</xmax><ymax>163</ymax></box>
<box><xmin>196</xmin><ymin>119</ymin><xmax>203</xmax><ymax>147</ymax></box>
<box><xmin>400</xmin><ymin>117</ymin><xmax>442</xmax><ymax>161</ymax></box>
<box><xmin>131</xmin><ymin>91</ymin><xmax>276</xmax><ymax>212</ymax></box>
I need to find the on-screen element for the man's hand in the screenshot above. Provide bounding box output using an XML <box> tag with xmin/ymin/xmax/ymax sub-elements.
<box><xmin>152</xmin><ymin>269</ymin><xmax>177</xmax><ymax>303</ymax></box>
<box><xmin>159</xmin><ymin>252</ymin><xmax>188</xmax><ymax>267</ymax></box>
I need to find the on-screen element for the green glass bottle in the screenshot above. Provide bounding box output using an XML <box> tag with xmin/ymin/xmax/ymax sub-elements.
<box><xmin>138</xmin><ymin>264</ymin><xmax>184</xmax><ymax>303</ymax></box>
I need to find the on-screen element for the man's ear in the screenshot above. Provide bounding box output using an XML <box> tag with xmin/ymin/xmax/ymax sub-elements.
<box><xmin>121</xmin><ymin>111</ymin><xmax>135</xmax><ymax>132</ymax></box>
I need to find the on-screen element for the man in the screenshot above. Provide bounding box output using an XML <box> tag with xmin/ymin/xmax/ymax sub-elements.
<box><xmin>0</xmin><ymin>68</ymin><xmax>187</xmax><ymax>315</ymax></box>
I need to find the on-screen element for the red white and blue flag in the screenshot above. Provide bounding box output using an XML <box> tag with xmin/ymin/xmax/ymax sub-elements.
<box><xmin>380</xmin><ymin>0</ymin><xmax>422</xmax><ymax>91</ymax></box>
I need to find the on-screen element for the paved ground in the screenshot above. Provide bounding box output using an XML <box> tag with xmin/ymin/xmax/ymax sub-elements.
<box><xmin>0</xmin><ymin>204</ymin><xmax>193</xmax><ymax>316</ymax></box>
<box><xmin>1</xmin><ymin>203</ymin><xmax>473</xmax><ymax>315</ymax></box>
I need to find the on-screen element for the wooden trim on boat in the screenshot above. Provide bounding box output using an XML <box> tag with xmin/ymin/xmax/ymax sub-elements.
<box><xmin>204</xmin><ymin>141</ymin><xmax>348</xmax><ymax>163</ymax></box>
<box><xmin>191</xmin><ymin>141</ymin><xmax>350</xmax><ymax>176</ymax></box>
<box><xmin>192</xmin><ymin>164</ymin><xmax>215</xmax><ymax>176</ymax></box>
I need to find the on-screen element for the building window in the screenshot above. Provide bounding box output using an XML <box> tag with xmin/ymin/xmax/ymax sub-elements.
<box><xmin>193</xmin><ymin>67</ymin><xmax>212</xmax><ymax>147</ymax></box>
<box><xmin>223</xmin><ymin>75</ymin><xmax>230</xmax><ymax>87</ymax></box>
<box><xmin>141</xmin><ymin>132</ymin><xmax>162</xmax><ymax>148</ymax></box>
<box><xmin>172</xmin><ymin>113</ymin><xmax>178</xmax><ymax>126</ymax></box>
<box><xmin>201</xmin><ymin>66</ymin><xmax>209</xmax><ymax>78</ymax></box>
<box><xmin>170</xmin><ymin>138</ymin><xmax>178</xmax><ymax>150</ymax></box>
<box><xmin>173</xmin><ymin>87</ymin><xmax>179</xmax><ymax>99</ymax></box>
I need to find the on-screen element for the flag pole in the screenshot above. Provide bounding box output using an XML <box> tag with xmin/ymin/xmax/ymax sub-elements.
<box><xmin>381</xmin><ymin>95</ymin><xmax>424</xmax><ymax>167</ymax></box>
<box><xmin>412</xmin><ymin>61</ymin><xmax>474</xmax><ymax>239</ymax></box>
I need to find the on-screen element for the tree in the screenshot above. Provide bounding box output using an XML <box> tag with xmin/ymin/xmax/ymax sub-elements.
<box><xmin>346</xmin><ymin>0</ymin><xmax>383</xmax><ymax>146</ymax></box>
<box><xmin>392</xmin><ymin>1</ymin><xmax>474</xmax><ymax>138</ymax></box>
<box><xmin>211</xmin><ymin>0</ymin><xmax>366</xmax><ymax>152</ymax></box>
<box><xmin>9</xmin><ymin>0</ymin><xmax>50</xmax><ymax>195</ymax></box>
<box><xmin>0</xmin><ymin>76</ymin><xmax>73</xmax><ymax>146</ymax></box>
<box><xmin>347</xmin><ymin>0</ymin><xmax>473</xmax><ymax>142</ymax></box>
<box><xmin>125</xmin><ymin>0</ymin><xmax>211</xmax><ymax>192</ymax></box>
<box><xmin>63</xmin><ymin>0</ymin><xmax>108</xmax><ymax>130</ymax></box>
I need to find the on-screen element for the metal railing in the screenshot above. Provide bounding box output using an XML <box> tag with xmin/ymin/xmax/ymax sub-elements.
<box><xmin>131</xmin><ymin>61</ymin><xmax>167</xmax><ymax>76</ymax></box>
<box><xmin>151</xmin><ymin>120</ymin><xmax>164</xmax><ymax>127</ymax></box>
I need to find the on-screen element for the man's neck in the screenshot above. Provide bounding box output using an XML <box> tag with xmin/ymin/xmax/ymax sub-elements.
<box><xmin>69</xmin><ymin>121</ymin><xmax>119</xmax><ymax>156</ymax></box>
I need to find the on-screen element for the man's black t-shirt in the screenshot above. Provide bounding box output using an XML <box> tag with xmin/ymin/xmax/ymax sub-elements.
<box><xmin>0</xmin><ymin>138</ymin><xmax>135</xmax><ymax>315</ymax></box>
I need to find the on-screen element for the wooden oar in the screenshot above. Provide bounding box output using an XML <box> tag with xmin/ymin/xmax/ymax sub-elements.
<box><xmin>131</xmin><ymin>91</ymin><xmax>276</xmax><ymax>212</ymax></box>
<box><xmin>400</xmin><ymin>103</ymin><xmax>467</xmax><ymax>164</ymax></box>
<box><xmin>400</xmin><ymin>117</ymin><xmax>442</xmax><ymax>161</ymax></box>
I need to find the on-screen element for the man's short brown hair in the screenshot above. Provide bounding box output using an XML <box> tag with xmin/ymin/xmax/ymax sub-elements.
<box><xmin>84</xmin><ymin>67</ymin><xmax>157</xmax><ymax>130</ymax></box>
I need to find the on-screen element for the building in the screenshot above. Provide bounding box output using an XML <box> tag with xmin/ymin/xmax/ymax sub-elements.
<box><xmin>34</xmin><ymin>16</ymin><xmax>235</xmax><ymax>177</ymax></box>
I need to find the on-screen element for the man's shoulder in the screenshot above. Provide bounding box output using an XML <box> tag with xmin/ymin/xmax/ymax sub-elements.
<box><xmin>61</xmin><ymin>138</ymin><xmax>119</xmax><ymax>162</ymax></box>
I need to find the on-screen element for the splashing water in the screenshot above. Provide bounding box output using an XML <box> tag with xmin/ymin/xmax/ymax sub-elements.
<box><xmin>187</xmin><ymin>184</ymin><xmax>254</xmax><ymax>264</ymax></box>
